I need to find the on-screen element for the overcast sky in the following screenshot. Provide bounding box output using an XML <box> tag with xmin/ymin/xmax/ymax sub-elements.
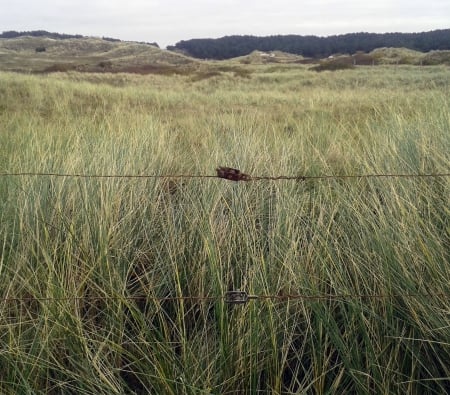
<box><xmin>1</xmin><ymin>0</ymin><xmax>449</xmax><ymax>48</ymax></box>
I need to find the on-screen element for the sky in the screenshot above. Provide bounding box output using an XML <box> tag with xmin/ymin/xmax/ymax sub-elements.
<box><xmin>1</xmin><ymin>0</ymin><xmax>449</xmax><ymax>48</ymax></box>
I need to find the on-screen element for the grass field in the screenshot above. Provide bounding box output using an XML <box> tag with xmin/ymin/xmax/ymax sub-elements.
<box><xmin>0</xmin><ymin>65</ymin><xmax>449</xmax><ymax>394</ymax></box>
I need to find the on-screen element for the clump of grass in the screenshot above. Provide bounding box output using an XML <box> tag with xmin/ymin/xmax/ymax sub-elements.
<box><xmin>0</xmin><ymin>67</ymin><xmax>449</xmax><ymax>394</ymax></box>
<box><xmin>311</xmin><ymin>59</ymin><xmax>355</xmax><ymax>72</ymax></box>
<box><xmin>422</xmin><ymin>50</ymin><xmax>450</xmax><ymax>66</ymax></box>
<box><xmin>370</xmin><ymin>47</ymin><xmax>424</xmax><ymax>65</ymax></box>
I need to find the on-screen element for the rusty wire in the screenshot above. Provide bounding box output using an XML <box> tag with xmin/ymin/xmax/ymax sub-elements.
<box><xmin>1</xmin><ymin>293</ymin><xmax>448</xmax><ymax>304</ymax></box>
<box><xmin>0</xmin><ymin>170</ymin><xmax>449</xmax><ymax>181</ymax></box>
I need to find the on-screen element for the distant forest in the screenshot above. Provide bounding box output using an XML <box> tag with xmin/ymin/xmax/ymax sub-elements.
<box><xmin>167</xmin><ymin>29</ymin><xmax>450</xmax><ymax>59</ymax></box>
<box><xmin>0</xmin><ymin>30</ymin><xmax>159</xmax><ymax>47</ymax></box>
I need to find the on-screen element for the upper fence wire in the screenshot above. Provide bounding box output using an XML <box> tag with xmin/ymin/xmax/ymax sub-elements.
<box><xmin>1</xmin><ymin>167</ymin><xmax>449</xmax><ymax>182</ymax></box>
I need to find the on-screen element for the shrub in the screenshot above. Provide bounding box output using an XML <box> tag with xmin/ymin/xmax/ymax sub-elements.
<box><xmin>311</xmin><ymin>59</ymin><xmax>355</xmax><ymax>72</ymax></box>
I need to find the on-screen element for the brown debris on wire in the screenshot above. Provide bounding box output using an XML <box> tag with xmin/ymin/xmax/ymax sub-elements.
<box><xmin>216</xmin><ymin>166</ymin><xmax>252</xmax><ymax>181</ymax></box>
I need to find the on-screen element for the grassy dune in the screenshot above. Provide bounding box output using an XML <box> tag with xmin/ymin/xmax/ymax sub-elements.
<box><xmin>0</xmin><ymin>66</ymin><xmax>449</xmax><ymax>394</ymax></box>
<box><xmin>0</xmin><ymin>36</ymin><xmax>197</xmax><ymax>73</ymax></box>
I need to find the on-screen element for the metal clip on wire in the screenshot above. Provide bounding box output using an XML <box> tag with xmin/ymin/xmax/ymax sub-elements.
<box><xmin>224</xmin><ymin>290</ymin><xmax>258</xmax><ymax>305</ymax></box>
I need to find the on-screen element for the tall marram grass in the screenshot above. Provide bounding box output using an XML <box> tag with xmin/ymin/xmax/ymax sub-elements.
<box><xmin>0</xmin><ymin>66</ymin><xmax>449</xmax><ymax>394</ymax></box>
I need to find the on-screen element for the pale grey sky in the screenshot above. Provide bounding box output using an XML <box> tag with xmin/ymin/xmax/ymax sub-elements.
<box><xmin>1</xmin><ymin>0</ymin><xmax>449</xmax><ymax>48</ymax></box>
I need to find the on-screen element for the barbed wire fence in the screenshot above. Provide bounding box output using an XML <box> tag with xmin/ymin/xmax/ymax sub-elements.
<box><xmin>1</xmin><ymin>167</ymin><xmax>449</xmax><ymax>306</ymax></box>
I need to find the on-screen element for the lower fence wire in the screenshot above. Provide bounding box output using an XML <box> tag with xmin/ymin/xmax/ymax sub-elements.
<box><xmin>1</xmin><ymin>291</ymin><xmax>448</xmax><ymax>305</ymax></box>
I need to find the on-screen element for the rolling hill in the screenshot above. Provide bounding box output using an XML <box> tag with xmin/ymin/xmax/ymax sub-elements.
<box><xmin>0</xmin><ymin>35</ymin><xmax>198</xmax><ymax>74</ymax></box>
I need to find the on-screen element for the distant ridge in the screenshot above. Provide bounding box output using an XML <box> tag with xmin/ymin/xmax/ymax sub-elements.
<box><xmin>0</xmin><ymin>30</ymin><xmax>84</xmax><ymax>40</ymax></box>
<box><xmin>0</xmin><ymin>30</ymin><xmax>159</xmax><ymax>48</ymax></box>
<box><xmin>167</xmin><ymin>29</ymin><xmax>450</xmax><ymax>59</ymax></box>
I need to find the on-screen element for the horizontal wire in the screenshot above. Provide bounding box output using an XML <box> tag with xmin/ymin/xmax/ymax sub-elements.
<box><xmin>1</xmin><ymin>293</ymin><xmax>448</xmax><ymax>304</ymax></box>
<box><xmin>0</xmin><ymin>172</ymin><xmax>217</xmax><ymax>179</ymax></box>
<box><xmin>0</xmin><ymin>172</ymin><xmax>449</xmax><ymax>180</ymax></box>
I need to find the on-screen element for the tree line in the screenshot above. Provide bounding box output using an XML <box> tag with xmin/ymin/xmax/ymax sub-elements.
<box><xmin>167</xmin><ymin>29</ymin><xmax>450</xmax><ymax>59</ymax></box>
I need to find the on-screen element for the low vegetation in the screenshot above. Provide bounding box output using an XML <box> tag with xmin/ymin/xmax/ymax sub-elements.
<box><xmin>0</xmin><ymin>63</ymin><xmax>449</xmax><ymax>394</ymax></box>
